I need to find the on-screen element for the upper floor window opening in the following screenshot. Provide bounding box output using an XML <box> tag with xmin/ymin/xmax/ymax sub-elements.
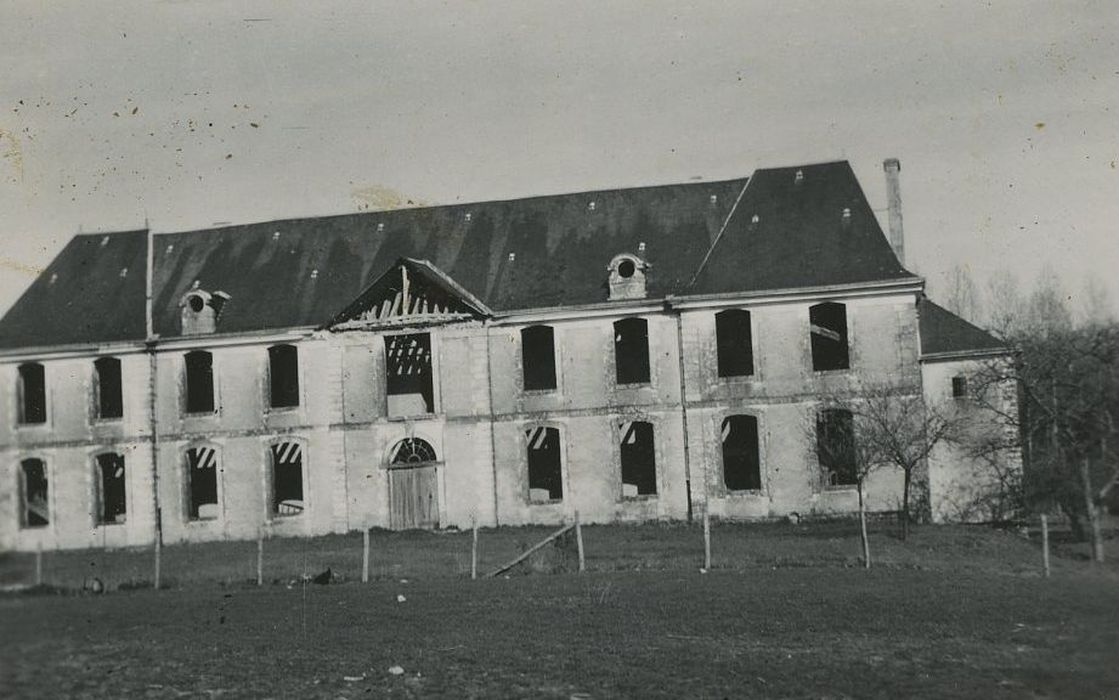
<box><xmin>715</xmin><ymin>309</ymin><xmax>755</xmax><ymax>378</ymax></box>
<box><xmin>521</xmin><ymin>325</ymin><xmax>557</xmax><ymax>392</ymax></box>
<box><xmin>952</xmin><ymin>375</ymin><xmax>968</xmax><ymax>399</ymax></box>
<box><xmin>385</xmin><ymin>333</ymin><xmax>434</xmax><ymax>417</ymax></box>
<box><xmin>809</xmin><ymin>302</ymin><xmax>850</xmax><ymax>371</ymax></box>
<box><xmin>17</xmin><ymin>362</ymin><xmax>46</xmax><ymax>425</ymax></box>
<box><xmin>614</xmin><ymin>317</ymin><xmax>650</xmax><ymax>385</ymax></box>
<box><xmin>184</xmin><ymin>350</ymin><xmax>215</xmax><ymax>414</ymax></box>
<box><xmin>94</xmin><ymin>356</ymin><xmax>123</xmax><ymax>420</ymax></box>
<box><xmin>268</xmin><ymin>344</ymin><xmax>300</xmax><ymax>409</ymax></box>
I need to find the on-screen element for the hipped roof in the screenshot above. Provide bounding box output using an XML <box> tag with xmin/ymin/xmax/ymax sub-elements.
<box><xmin>0</xmin><ymin>161</ymin><xmax>921</xmax><ymax>349</ymax></box>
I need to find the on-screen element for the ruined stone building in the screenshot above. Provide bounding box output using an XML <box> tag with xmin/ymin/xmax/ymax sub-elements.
<box><xmin>0</xmin><ymin>160</ymin><xmax>1016</xmax><ymax>551</ymax></box>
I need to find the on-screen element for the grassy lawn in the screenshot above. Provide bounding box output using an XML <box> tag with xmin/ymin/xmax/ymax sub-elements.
<box><xmin>2</xmin><ymin>567</ymin><xmax>1118</xmax><ymax>699</ymax></box>
<box><xmin>2</xmin><ymin>520</ymin><xmax>1112</xmax><ymax>590</ymax></box>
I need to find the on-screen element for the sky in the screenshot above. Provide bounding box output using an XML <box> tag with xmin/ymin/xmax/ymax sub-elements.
<box><xmin>1</xmin><ymin>1</ymin><xmax>1117</xmax><ymax>321</ymax></box>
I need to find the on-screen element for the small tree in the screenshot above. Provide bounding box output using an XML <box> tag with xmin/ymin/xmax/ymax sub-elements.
<box><xmin>812</xmin><ymin>404</ymin><xmax>881</xmax><ymax>567</ymax></box>
<box><xmin>815</xmin><ymin>387</ymin><xmax>958</xmax><ymax>541</ymax></box>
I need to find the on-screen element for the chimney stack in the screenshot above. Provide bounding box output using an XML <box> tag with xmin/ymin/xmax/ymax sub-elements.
<box><xmin>883</xmin><ymin>158</ymin><xmax>904</xmax><ymax>265</ymax></box>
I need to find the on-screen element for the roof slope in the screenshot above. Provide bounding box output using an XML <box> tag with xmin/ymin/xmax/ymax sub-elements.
<box><xmin>150</xmin><ymin>178</ymin><xmax>748</xmax><ymax>337</ymax></box>
<box><xmin>1</xmin><ymin>160</ymin><xmax>924</xmax><ymax>348</ymax></box>
<box><xmin>0</xmin><ymin>231</ymin><xmax>148</xmax><ymax>349</ymax></box>
<box><xmin>918</xmin><ymin>298</ymin><xmax>1006</xmax><ymax>356</ymax></box>
<box><xmin>690</xmin><ymin>161</ymin><xmax>916</xmax><ymax>294</ymax></box>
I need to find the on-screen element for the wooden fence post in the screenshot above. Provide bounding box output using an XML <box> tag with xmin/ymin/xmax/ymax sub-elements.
<box><xmin>575</xmin><ymin>511</ymin><xmax>585</xmax><ymax>573</ymax></box>
<box><xmin>703</xmin><ymin>511</ymin><xmax>712</xmax><ymax>571</ymax></box>
<box><xmin>1041</xmin><ymin>514</ymin><xmax>1050</xmax><ymax>578</ymax></box>
<box><xmin>256</xmin><ymin>529</ymin><xmax>264</xmax><ymax>586</ymax></box>
<box><xmin>471</xmin><ymin>516</ymin><xmax>479</xmax><ymax>580</ymax></box>
<box><xmin>153</xmin><ymin>536</ymin><xmax>162</xmax><ymax>590</ymax></box>
<box><xmin>35</xmin><ymin>542</ymin><xmax>43</xmax><ymax>587</ymax></box>
<box><xmin>362</xmin><ymin>527</ymin><xmax>371</xmax><ymax>584</ymax></box>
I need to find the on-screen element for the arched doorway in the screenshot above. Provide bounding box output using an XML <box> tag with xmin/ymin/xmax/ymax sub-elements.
<box><xmin>386</xmin><ymin>438</ymin><xmax>440</xmax><ymax>530</ymax></box>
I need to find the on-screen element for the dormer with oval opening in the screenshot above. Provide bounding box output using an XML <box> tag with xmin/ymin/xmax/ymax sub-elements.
<box><xmin>607</xmin><ymin>253</ymin><xmax>650</xmax><ymax>301</ymax></box>
<box><xmin>180</xmin><ymin>288</ymin><xmax>231</xmax><ymax>335</ymax></box>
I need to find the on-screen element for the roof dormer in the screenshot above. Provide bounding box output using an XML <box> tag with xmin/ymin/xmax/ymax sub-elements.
<box><xmin>607</xmin><ymin>253</ymin><xmax>650</xmax><ymax>301</ymax></box>
<box><xmin>180</xmin><ymin>288</ymin><xmax>230</xmax><ymax>335</ymax></box>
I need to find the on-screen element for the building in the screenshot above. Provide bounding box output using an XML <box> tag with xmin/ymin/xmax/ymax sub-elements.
<box><xmin>0</xmin><ymin>160</ymin><xmax>1018</xmax><ymax>551</ymax></box>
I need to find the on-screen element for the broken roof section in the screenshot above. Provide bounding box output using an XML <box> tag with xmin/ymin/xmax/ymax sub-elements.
<box><xmin>918</xmin><ymin>298</ymin><xmax>1007</xmax><ymax>358</ymax></box>
<box><xmin>327</xmin><ymin>257</ymin><xmax>493</xmax><ymax>330</ymax></box>
<box><xmin>0</xmin><ymin>231</ymin><xmax>148</xmax><ymax>349</ymax></box>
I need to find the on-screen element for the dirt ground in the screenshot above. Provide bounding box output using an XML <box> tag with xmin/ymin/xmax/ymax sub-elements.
<box><xmin>2</xmin><ymin>567</ymin><xmax>1118</xmax><ymax>699</ymax></box>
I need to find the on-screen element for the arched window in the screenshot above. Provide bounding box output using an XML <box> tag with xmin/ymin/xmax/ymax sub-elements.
<box><xmin>17</xmin><ymin>362</ymin><xmax>46</xmax><ymax>424</ymax></box>
<box><xmin>268</xmin><ymin>344</ymin><xmax>300</xmax><ymax>408</ymax></box>
<box><xmin>619</xmin><ymin>420</ymin><xmax>657</xmax><ymax>496</ymax></box>
<box><xmin>94</xmin><ymin>357</ymin><xmax>123</xmax><ymax>419</ymax></box>
<box><xmin>184</xmin><ymin>351</ymin><xmax>215</xmax><ymax>414</ymax></box>
<box><xmin>521</xmin><ymin>325</ymin><xmax>557</xmax><ymax>391</ymax></box>
<box><xmin>722</xmin><ymin>415</ymin><xmax>761</xmax><ymax>490</ymax></box>
<box><xmin>389</xmin><ymin>438</ymin><xmax>438</xmax><ymax>465</ymax></box>
<box><xmin>270</xmin><ymin>441</ymin><xmax>304</xmax><ymax>516</ymax></box>
<box><xmin>809</xmin><ymin>302</ymin><xmax>850</xmax><ymax>371</ymax></box>
<box><xmin>816</xmin><ymin>408</ymin><xmax>857</xmax><ymax>486</ymax></box>
<box><xmin>185</xmin><ymin>445</ymin><xmax>220</xmax><ymax>520</ymax></box>
<box><xmin>715</xmin><ymin>309</ymin><xmax>754</xmax><ymax>378</ymax></box>
<box><xmin>526</xmin><ymin>426</ymin><xmax>563</xmax><ymax>502</ymax></box>
<box><xmin>614</xmin><ymin>317</ymin><xmax>650</xmax><ymax>385</ymax></box>
<box><xmin>95</xmin><ymin>452</ymin><xmax>127</xmax><ymax>524</ymax></box>
<box><xmin>19</xmin><ymin>458</ymin><xmax>49</xmax><ymax>528</ymax></box>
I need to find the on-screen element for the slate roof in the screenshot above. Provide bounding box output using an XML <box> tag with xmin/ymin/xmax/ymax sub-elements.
<box><xmin>0</xmin><ymin>231</ymin><xmax>148</xmax><ymax>349</ymax></box>
<box><xmin>0</xmin><ymin>160</ymin><xmax>921</xmax><ymax>349</ymax></box>
<box><xmin>918</xmin><ymin>298</ymin><xmax>1006</xmax><ymax>357</ymax></box>
<box><xmin>690</xmin><ymin>161</ymin><xmax>914</xmax><ymax>294</ymax></box>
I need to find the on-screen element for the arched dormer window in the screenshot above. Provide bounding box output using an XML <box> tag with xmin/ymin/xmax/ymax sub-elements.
<box><xmin>180</xmin><ymin>288</ymin><xmax>231</xmax><ymax>335</ymax></box>
<box><xmin>607</xmin><ymin>253</ymin><xmax>650</xmax><ymax>301</ymax></box>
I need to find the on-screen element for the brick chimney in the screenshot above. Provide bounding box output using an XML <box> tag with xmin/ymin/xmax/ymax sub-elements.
<box><xmin>883</xmin><ymin>158</ymin><xmax>905</xmax><ymax>265</ymax></box>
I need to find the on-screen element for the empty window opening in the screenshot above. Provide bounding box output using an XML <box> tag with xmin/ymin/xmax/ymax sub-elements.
<box><xmin>268</xmin><ymin>344</ymin><xmax>300</xmax><ymax>408</ymax></box>
<box><xmin>184</xmin><ymin>350</ymin><xmax>215</xmax><ymax>413</ymax></box>
<box><xmin>17</xmin><ymin>362</ymin><xmax>46</xmax><ymax>424</ymax></box>
<box><xmin>816</xmin><ymin>409</ymin><xmax>857</xmax><ymax>487</ymax></box>
<box><xmin>722</xmin><ymin>415</ymin><xmax>761</xmax><ymax>490</ymax></box>
<box><xmin>19</xmin><ymin>458</ymin><xmax>49</xmax><ymax>528</ymax></box>
<box><xmin>271</xmin><ymin>441</ymin><xmax>304</xmax><ymax>517</ymax></box>
<box><xmin>186</xmin><ymin>446</ymin><xmax>219</xmax><ymax>520</ymax></box>
<box><xmin>389</xmin><ymin>438</ymin><xmax>438</xmax><ymax>465</ymax></box>
<box><xmin>952</xmin><ymin>376</ymin><xmax>968</xmax><ymax>399</ymax></box>
<box><xmin>94</xmin><ymin>357</ymin><xmax>123</xmax><ymax>419</ymax></box>
<box><xmin>809</xmin><ymin>302</ymin><xmax>850</xmax><ymax>371</ymax></box>
<box><xmin>715</xmin><ymin>309</ymin><xmax>755</xmax><ymax>378</ymax></box>
<box><xmin>614</xmin><ymin>318</ymin><xmax>650</xmax><ymax>385</ymax></box>
<box><xmin>619</xmin><ymin>420</ymin><xmax>657</xmax><ymax>497</ymax></box>
<box><xmin>526</xmin><ymin>426</ymin><xmax>563</xmax><ymax>502</ymax></box>
<box><xmin>521</xmin><ymin>325</ymin><xmax>557</xmax><ymax>391</ymax></box>
<box><xmin>385</xmin><ymin>333</ymin><xmax>434</xmax><ymax>416</ymax></box>
<box><xmin>95</xmin><ymin>452</ymin><xmax>127</xmax><ymax>525</ymax></box>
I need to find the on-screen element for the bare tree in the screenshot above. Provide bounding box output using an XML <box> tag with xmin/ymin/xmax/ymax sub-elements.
<box><xmin>815</xmin><ymin>387</ymin><xmax>958</xmax><ymax>542</ymax></box>
<box><xmin>944</xmin><ymin>264</ymin><xmax>981</xmax><ymax>324</ymax></box>
<box><xmin>983</xmin><ymin>268</ymin><xmax>1025</xmax><ymax>339</ymax></box>
<box><xmin>811</xmin><ymin>403</ymin><xmax>881</xmax><ymax>567</ymax></box>
<box><xmin>1078</xmin><ymin>273</ymin><xmax>1114</xmax><ymax>328</ymax></box>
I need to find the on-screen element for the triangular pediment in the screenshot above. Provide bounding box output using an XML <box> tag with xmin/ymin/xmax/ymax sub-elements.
<box><xmin>326</xmin><ymin>258</ymin><xmax>492</xmax><ymax>330</ymax></box>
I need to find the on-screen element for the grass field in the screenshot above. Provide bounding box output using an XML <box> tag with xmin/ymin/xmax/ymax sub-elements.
<box><xmin>2</xmin><ymin>522</ymin><xmax>1117</xmax><ymax>698</ymax></box>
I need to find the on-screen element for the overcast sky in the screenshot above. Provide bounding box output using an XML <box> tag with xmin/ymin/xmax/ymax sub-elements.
<box><xmin>2</xmin><ymin>1</ymin><xmax>1116</xmax><ymax>320</ymax></box>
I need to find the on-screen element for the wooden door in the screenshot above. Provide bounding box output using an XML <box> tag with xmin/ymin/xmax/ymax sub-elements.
<box><xmin>388</xmin><ymin>466</ymin><xmax>439</xmax><ymax>530</ymax></box>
